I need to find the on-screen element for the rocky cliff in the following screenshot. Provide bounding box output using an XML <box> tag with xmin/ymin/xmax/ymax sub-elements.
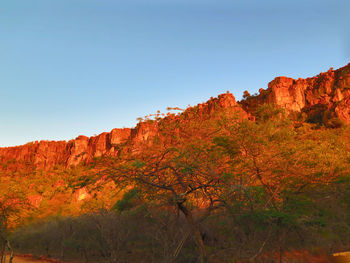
<box><xmin>0</xmin><ymin>92</ymin><xmax>245</xmax><ymax>169</ymax></box>
<box><xmin>241</xmin><ymin>63</ymin><xmax>350</xmax><ymax>124</ymax></box>
<box><xmin>0</xmin><ymin>128</ymin><xmax>131</xmax><ymax>169</ymax></box>
<box><xmin>1</xmin><ymin>63</ymin><xmax>349</xmax><ymax>170</ymax></box>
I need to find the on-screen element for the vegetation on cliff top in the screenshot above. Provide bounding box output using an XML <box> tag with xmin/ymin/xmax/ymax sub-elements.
<box><xmin>0</xmin><ymin>103</ymin><xmax>349</xmax><ymax>262</ymax></box>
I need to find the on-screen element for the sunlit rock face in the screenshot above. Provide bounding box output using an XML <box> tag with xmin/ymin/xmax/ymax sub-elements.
<box><xmin>67</xmin><ymin>135</ymin><xmax>89</xmax><ymax>166</ymax></box>
<box><xmin>267</xmin><ymin>77</ymin><xmax>306</xmax><ymax>112</ymax></box>
<box><xmin>131</xmin><ymin>121</ymin><xmax>159</xmax><ymax>144</ymax></box>
<box><xmin>0</xmin><ymin>93</ymin><xmax>247</xmax><ymax>169</ymax></box>
<box><xmin>1</xmin><ymin>62</ymin><xmax>350</xmax><ymax>170</ymax></box>
<box><xmin>0</xmin><ymin>141</ymin><xmax>68</xmax><ymax>169</ymax></box>
<box><xmin>193</xmin><ymin>92</ymin><xmax>249</xmax><ymax>120</ymax></box>
<box><xmin>248</xmin><ymin>63</ymin><xmax>350</xmax><ymax>123</ymax></box>
<box><xmin>109</xmin><ymin>128</ymin><xmax>131</xmax><ymax>146</ymax></box>
<box><xmin>0</xmin><ymin>128</ymin><xmax>133</xmax><ymax>169</ymax></box>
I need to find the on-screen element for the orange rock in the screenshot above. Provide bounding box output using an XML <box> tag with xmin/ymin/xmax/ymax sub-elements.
<box><xmin>243</xmin><ymin>62</ymin><xmax>350</xmax><ymax>123</ymax></box>
<box><xmin>1</xmin><ymin>62</ymin><xmax>350</xmax><ymax>170</ymax></box>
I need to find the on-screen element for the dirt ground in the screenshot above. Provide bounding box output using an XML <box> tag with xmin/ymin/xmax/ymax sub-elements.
<box><xmin>4</xmin><ymin>255</ymin><xmax>64</xmax><ymax>263</ymax></box>
<box><xmin>5</xmin><ymin>258</ymin><xmax>53</xmax><ymax>263</ymax></box>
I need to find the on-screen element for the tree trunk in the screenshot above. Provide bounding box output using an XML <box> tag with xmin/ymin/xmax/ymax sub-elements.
<box><xmin>60</xmin><ymin>241</ymin><xmax>64</xmax><ymax>261</ymax></box>
<box><xmin>7</xmin><ymin>240</ymin><xmax>14</xmax><ymax>263</ymax></box>
<box><xmin>168</xmin><ymin>230</ymin><xmax>190</xmax><ymax>263</ymax></box>
<box><xmin>277</xmin><ymin>219</ymin><xmax>283</xmax><ymax>263</ymax></box>
<box><xmin>0</xmin><ymin>240</ymin><xmax>5</xmax><ymax>263</ymax></box>
<box><xmin>83</xmin><ymin>248</ymin><xmax>89</xmax><ymax>263</ymax></box>
<box><xmin>177</xmin><ymin>202</ymin><xmax>206</xmax><ymax>263</ymax></box>
<box><xmin>110</xmin><ymin>249</ymin><xmax>118</xmax><ymax>263</ymax></box>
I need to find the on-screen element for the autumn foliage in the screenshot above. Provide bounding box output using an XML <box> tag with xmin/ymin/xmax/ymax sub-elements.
<box><xmin>1</xmin><ymin>82</ymin><xmax>350</xmax><ymax>262</ymax></box>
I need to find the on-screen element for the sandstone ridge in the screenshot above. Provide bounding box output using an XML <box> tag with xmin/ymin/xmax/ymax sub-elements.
<box><xmin>1</xmin><ymin>62</ymin><xmax>350</xmax><ymax>169</ymax></box>
<box><xmin>0</xmin><ymin>92</ymin><xmax>243</xmax><ymax>169</ymax></box>
<box><xmin>241</xmin><ymin>63</ymin><xmax>350</xmax><ymax>123</ymax></box>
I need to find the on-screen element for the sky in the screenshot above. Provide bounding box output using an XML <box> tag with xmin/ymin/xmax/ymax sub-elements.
<box><xmin>1</xmin><ymin>0</ymin><xmax>349</xmax><ymax>147</ymax></box>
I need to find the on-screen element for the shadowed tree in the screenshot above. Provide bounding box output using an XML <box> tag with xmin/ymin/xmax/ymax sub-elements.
<box><xmin>98</xmin><ymin>107</ymin><xmax>243</xmax><ymax>263</ymax></box>
<box><xmin>0</xmin><ymin>179</ymin><xmax>30</xmax><ymax>263</ymax></box>
<box><xmin>213</xmin><ymin>104</ymin><xmax>350</xmax><ymax>261</ymax></box>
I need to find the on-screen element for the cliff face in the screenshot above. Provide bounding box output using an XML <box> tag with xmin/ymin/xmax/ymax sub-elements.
<box><xmin>1</xmin><ymin>63</ymin><xmax>350</xmax><ymax>170</ymax></box>
<box><xmin>241</xmin><ymin>63</ymin><xmax>350</xmax><ymax>123</ymax></box>
<box><xmin>0</xmin><ymin>93</ymin><xmax>245</xmax><ymax>170</ymax></box>
<box><xmin>0</xmin><ymin>128</ymin><xmax>131</xmax><ymax>169</ymax></box>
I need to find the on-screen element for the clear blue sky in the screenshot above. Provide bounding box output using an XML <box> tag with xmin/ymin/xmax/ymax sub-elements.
<box><xmin>1</xmin><ymin>0</ymin><xmax>349</xmax><ymax>147</ymax></box>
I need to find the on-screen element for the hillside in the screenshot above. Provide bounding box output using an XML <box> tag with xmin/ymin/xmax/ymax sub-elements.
<box><xmin>1</xmin><ymin>63</ymin><xmax>349</xmax><ymax>171</ymax></box>
<box><xmin>1</xmin><ymin>63</ymin><xmax>350</xmax><ymax>263</ymax></box>
<box><xmin>241</xmin><ymin>63</ymin><xmax>350</xmax><ymax>125</ymax></box>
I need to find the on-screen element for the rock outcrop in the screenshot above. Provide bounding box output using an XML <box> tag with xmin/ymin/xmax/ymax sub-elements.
<box><xmin>0</xmin><ymin>128</ymin><xmax>132</xmax><ymax>169</ymax></box>
<box><xmin>1</xmin><ymin>63</ymin><xmax>350</xmax><ymax>170</ymax></box>
<box><xmin>0</xmin><ymin>93</ymin><xmax>246</xmax><ymax>170</ymax></box>
<box><xmin>241</xmin><ymin>63</ymin><xmax>350</xmax><ymax>123</ymax></box>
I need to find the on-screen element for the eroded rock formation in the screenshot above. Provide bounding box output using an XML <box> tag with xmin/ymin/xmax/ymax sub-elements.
<box><xmin>241</xmin><ymin>63</ymin><xmax>350</xmax><ymax>123</ymax></box>
<box><xmin>0</xmin><ymin>93</ymin><xmax>245</xmax><ymax>169</ymax></box>
<box><xmin>1</xmin><ymin>63</ymin><xmax>350</xmax><ymax>170</ymax></box>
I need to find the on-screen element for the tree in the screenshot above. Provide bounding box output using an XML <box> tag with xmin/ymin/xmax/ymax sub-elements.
<box><xmin>100</xmin><ymin>108</ymin><xmax>242</xmax><ymax>263</ymax></box>
<box><xmin>0</xmin><ymin>178</ymin><xmax>30</xmax><ymax>263</ymax></box>
<box><xmin>213</xmin><ymin>104</ymin><xmax>350</xmax><ymax>261</ymax></box>
<box><xmin>81</xmin><ymin>104</ymin><xmax>349</xmax><ymax>262</ymax></box>
<box><xmin>242</xmin><ymin>90</ymin><xmax>251</xmax><ymax>99</ymax></box>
